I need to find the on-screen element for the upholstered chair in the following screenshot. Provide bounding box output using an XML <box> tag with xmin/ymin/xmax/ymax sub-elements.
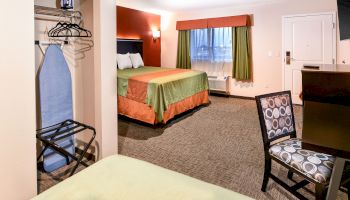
<box><xmin>256</xmin><ymin>91</ymin><xmax>335</xmax><ymax>200</ymax></box>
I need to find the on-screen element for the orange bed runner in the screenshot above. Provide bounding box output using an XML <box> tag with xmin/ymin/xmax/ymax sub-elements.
<box><xmin>127</xmin><ymin>69</ymin><xmax>188</xmax><ymax>103</ymax></box>
<box><xmin>118</xmin><ymin>90</ymin><xmax>209</xmax><ymax>124</ymax></box>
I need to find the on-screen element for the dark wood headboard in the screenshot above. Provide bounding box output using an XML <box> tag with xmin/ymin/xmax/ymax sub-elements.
<box><xmin>117</xmin><ymin>38</ymin><xmax>143</xmax><ymax>57</ymax></box>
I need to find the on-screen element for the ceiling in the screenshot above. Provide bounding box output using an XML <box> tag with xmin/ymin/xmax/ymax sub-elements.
<box><xmin>116</xmin><ymin>0</ymin><xmax>282</xmax><ymax>12</ymax></box>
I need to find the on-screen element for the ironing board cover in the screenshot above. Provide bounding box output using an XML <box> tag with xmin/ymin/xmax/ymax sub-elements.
<box><xmin>38</xmin><ymin>45</ymin><xmax>74</xmax><ymax>172</ymax></box>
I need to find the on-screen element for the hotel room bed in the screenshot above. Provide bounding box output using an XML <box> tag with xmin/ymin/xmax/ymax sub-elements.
<box><xmin>117</xmin><ymin>66</ymin><xmax>209</xmax><ymax>124</ymax></box>
<box><xmin>32</xmin><ymin>155</ymin><xmax>252</xmax><ymax>200</ymax></box>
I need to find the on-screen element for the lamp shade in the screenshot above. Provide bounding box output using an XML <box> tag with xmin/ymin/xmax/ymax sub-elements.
<box><xmin>152</xmin><ymin>30</ymin><xmax>161</xmax><ymax>39</ymax></box>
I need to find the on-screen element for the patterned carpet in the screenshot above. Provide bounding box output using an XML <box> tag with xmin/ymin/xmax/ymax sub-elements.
<box><xmin>37</xmin><ymin>159</ymin><xmax>93</xmax><ymax>193</ymax></box>
<box><xmin>37</xmin><ymin>95</ymin><xmax>348</xmax><ymax>199</ymax></box>
<box><xmin>118</xmin><ymin>96</ymin><xmax>348</xmax><ymax>200</ymax></box>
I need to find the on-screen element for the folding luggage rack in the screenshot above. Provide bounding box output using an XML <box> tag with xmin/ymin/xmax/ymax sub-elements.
<box><xmin>36</xmin><ymin>119</ymin><xmax>96</xmax><ymax>176</ymax></box>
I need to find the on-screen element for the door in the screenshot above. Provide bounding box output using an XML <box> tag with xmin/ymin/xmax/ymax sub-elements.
<box><xmin>283</xmin><ymin>13</ymin><xmax>336</xmax><ymax>104</ymax></box>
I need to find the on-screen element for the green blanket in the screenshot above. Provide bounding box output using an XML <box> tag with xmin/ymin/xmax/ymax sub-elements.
<box><xmin>33</xmin><ymin>155</ymin><xmax>253</xmax><ymax>200</ymax></box>
<box><xmin>117</xmin><ymin>67</ymin><xmax>209</xmax><ymax>122</ymax></box>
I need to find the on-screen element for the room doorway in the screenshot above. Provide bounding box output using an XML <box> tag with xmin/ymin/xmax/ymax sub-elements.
<box><xmin>282</xmin><ymin>12</ymin><xmax>336</xmax><ymax>104</ymax></box>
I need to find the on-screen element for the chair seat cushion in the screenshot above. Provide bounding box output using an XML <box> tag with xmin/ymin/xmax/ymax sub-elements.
<box><xmin>269</xmin><ymin>138</ymin><xmax>335</xmax><ymax>184</ymax></box>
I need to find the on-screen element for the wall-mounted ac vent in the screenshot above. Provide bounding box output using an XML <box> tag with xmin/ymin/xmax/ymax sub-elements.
<box><xmin>208</xmin><ymin>76</ymin><xmax>230</xmax><ymax>95</ymax></box>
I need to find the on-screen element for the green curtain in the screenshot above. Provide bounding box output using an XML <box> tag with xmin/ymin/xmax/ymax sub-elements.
<box><xmin>176</xmin><ymin>30</ymin><xmax>191</xmax><ymax>69</ymax></box>
<box><xmin>232</xmin><ymin>26</ymin><xmax>251</xmax><ymax>80</ymax></box>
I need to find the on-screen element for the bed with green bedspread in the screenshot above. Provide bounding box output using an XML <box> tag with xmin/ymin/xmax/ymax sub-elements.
<box><xmin>33</xmin><ymin>155</ymin><xmax>253</xmax><ymax>200</ymax></box>
<box><xmin>117</xmin><ymin>66</ymin><xmax>209</xmax><ymax>123</ymax></box>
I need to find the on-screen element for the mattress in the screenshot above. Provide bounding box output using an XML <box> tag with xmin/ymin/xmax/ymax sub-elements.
<box><xmin>117</xmin><ymin>67</ymin><xmax>209</xmax><ymax>124</ymax></box>
<box><xmin>32</xmin><ymin>155</ymin><xmax>253</xmax><ymax>200</ymax></box>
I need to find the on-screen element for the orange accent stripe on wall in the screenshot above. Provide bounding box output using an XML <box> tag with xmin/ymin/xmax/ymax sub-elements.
<box><xmin>117</xmin><ymin>6</ymin><xmax>161</xmax><ymax>67</ymax></box>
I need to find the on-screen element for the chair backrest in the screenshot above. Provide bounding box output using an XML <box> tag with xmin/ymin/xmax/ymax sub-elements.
<box><xmin>255</xmin><ymin>91</ymin><xmax>297</xmax><ymax>147</ymax></box>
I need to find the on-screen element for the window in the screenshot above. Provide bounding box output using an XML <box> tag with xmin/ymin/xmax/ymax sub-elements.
<box><xmin>190</xmin><ymin>27</ymin><xmax>232</xmax><ymax>63</ymax></box>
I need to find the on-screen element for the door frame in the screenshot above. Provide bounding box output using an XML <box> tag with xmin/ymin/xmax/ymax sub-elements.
<box><xmin>281</xmin><ymin>12</ymin><xmax>337</xmax><ymax>92</ymax></box>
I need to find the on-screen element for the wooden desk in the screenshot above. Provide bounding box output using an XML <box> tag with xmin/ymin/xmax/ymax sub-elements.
<box><xmin>302</xmin><ymin>64</ymin><xmax>350</xmax><ymax>200</ymax></box>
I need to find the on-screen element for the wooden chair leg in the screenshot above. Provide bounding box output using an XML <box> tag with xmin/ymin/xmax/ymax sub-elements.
<box><xmin>261</xmin><ymin>158</ymin><xmax>272</xmax><ymax>192</ymax></box>
<box><xmin>288</xmin><ymin>170</ymin><xmax>293</xmax><ymax>180</ymax></box>
<box><xmin>315</xmin><ymin>183</ymin><xmax>326</xmax><ymax>200</ymax></box>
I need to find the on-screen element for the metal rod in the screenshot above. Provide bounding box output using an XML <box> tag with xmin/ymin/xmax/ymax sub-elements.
<box><xmin>35</xmin><ymin>40</ymin><xmax>69</xmax><ymax>46</ymax></box>
<box><xmin>34</xmin><ymin>5</ymin><xmax>82</xmax><ymax>19</ymax></box>
<box><xmin>51</xmin><ymin>127</ymin><xmax>88</xmax><ymax>142</ymax></box>
<box><xmin>37</xmin><ymin>120</ymin><xmax>73</xmax><ymax>134</ymax></box>
<box><xmin>42</xmin><ymin>124</ymin><xmax>81</xmax><ymax>140</ymax></box>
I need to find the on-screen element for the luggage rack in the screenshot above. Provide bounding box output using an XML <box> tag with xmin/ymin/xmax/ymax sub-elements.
<box><xmin>36</xmin><ymin>119</ymin><xmax>96</xmax><ymax>176</ymax></box>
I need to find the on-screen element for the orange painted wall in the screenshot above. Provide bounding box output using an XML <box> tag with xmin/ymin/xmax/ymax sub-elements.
<box><xmin>117</xmin><ymin>6</ymin><xmax>161</xmax><ymax>67</ymax></box>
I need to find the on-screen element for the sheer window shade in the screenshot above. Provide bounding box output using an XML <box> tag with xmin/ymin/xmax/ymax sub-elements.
<box><xmin>190</xmin><ymin>27</ymin><xmax>233</xmax><ymax>77</ymax></box>
<box><xmin>191</xmin><ymin>28</ymin><xmax>232</xmax><ymax>63</ymax></box>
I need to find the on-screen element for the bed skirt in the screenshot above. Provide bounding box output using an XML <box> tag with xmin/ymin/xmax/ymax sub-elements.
<box><xmin>118</xmin><ymin>90</ymin><xmax>209</xmax><ymax>124</ymax></box>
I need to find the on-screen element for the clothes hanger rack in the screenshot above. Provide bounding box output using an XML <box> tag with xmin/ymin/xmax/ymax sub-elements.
<box><xmin>35</xmin><ymin>5</ymin><xmax>92</xmax><ymax>38</ymax></box>
<box><xmin>35</xmin><ymin>40</ymin><xmax>69</xmax><ymax>55</ymax></box>
<box><xmin>35</xmin><ymin>5</ymin><xmax>93</xmax><ymax>54</ymax></box>
<box><xmin>48</xmin><ymin>22</ymin><xmax>92</xmax><ymax>38</ymax></box>
<box><xmin>35</xmin><ymin>40</ymin><xmax>69</xmax><ymax>45</ymax></box>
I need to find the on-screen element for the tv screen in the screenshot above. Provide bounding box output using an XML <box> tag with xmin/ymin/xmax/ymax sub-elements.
<box><xmin>338</xmin><ymin>0</ymin><xmax>350</xmax><ymax>40</ymax></box>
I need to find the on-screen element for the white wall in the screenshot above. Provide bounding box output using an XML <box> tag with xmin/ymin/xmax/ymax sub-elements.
<box><xmin>0</xmin><ymin>0</ymin><xmax>37</xmax><ymax>199</ymax></box>
<box><xmin>161</xmin><ymin>0</ymin><xmax>350</xmax><ymax>97</ymax></box>
<box><xmin>93</xmin><ymin>0</ymin><xmax>118</xmax><ymax>159</ymax></box>
<box><xmin>0</xmin><ymin>0</ymin><xmax>117</xmax><ymax>198</ymax></box>
<box><xmin>75</xmin><ymin>0</ymin><xmax>97</xmax><ymax>153</ymax></box>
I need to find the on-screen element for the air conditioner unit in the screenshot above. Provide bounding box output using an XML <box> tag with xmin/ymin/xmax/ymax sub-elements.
<box><xmin>208</xmin><ymin>76</ymin><xmax>230</xmax><ymax>95</ymax></box>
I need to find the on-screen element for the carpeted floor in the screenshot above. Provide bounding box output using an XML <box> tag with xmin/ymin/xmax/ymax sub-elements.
<box><xmin>118</xmin><ymin>95</ymin><xmax>348</xmax><ymax>200</ymax></box>
<box><xmin>37</xmin><ymin>95</ymin><xmax>347</xmax><ymax>199</ymax></box>
<box><xmin>37</xmin><ymin>159</ymin><xmax>93</xmax><ymax>193</ymax></box>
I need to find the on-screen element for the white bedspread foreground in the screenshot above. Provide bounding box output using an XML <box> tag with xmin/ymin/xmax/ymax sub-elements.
<box><xmin>33</xmin><ymin>155</ymin><xmax>253</xmax><ymax>200</ymax></box>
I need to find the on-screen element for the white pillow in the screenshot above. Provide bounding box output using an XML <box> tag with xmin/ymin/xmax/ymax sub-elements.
<box><xmin>117</xmin><ymin>53</ymin><xmax>132</xmax><ymax>70</ymax></box>
<box><xmin>129</xmin><ymin>53</ymin><xmax>144</xmax><ymax>68</ymax></box>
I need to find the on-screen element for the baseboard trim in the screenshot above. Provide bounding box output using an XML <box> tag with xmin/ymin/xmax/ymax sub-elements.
<box><xmin>229</xmin><ymin>95</ymin><xmax>255</xmax><ymax>100</ymax></box>
<box><xmin>210</xmin><ymin>93</ymin><xmax>255</xmax><ymax>100</ymax></box>
<box><xmin>232</xmin><ymin>94</ymin><xmax>303</xmax><ymax>105</ymax></box>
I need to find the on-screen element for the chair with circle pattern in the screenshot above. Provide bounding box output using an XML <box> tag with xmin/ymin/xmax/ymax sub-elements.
<box><xmin>256</xmin><ymin>91</ymin><xmax>335</xmax><ymax>200</ymax></box>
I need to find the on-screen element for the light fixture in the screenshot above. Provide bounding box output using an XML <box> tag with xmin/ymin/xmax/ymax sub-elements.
<box><xmin>152</xmin><ymin>30</ymin><xmax>161</xmax><ymax>40</ymax></box>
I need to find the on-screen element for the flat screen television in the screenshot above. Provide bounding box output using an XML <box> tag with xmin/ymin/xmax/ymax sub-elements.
<box><xmin>338</xmin><ymin>0</ymin><xmax>350</xmax><ymax>40</ymax></box>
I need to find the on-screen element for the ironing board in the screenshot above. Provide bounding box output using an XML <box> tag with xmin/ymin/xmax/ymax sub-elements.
<box><xmin>38</xmin><ymin>45</ymin><xmax>75</xmax><ymax>172</ymax></box>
